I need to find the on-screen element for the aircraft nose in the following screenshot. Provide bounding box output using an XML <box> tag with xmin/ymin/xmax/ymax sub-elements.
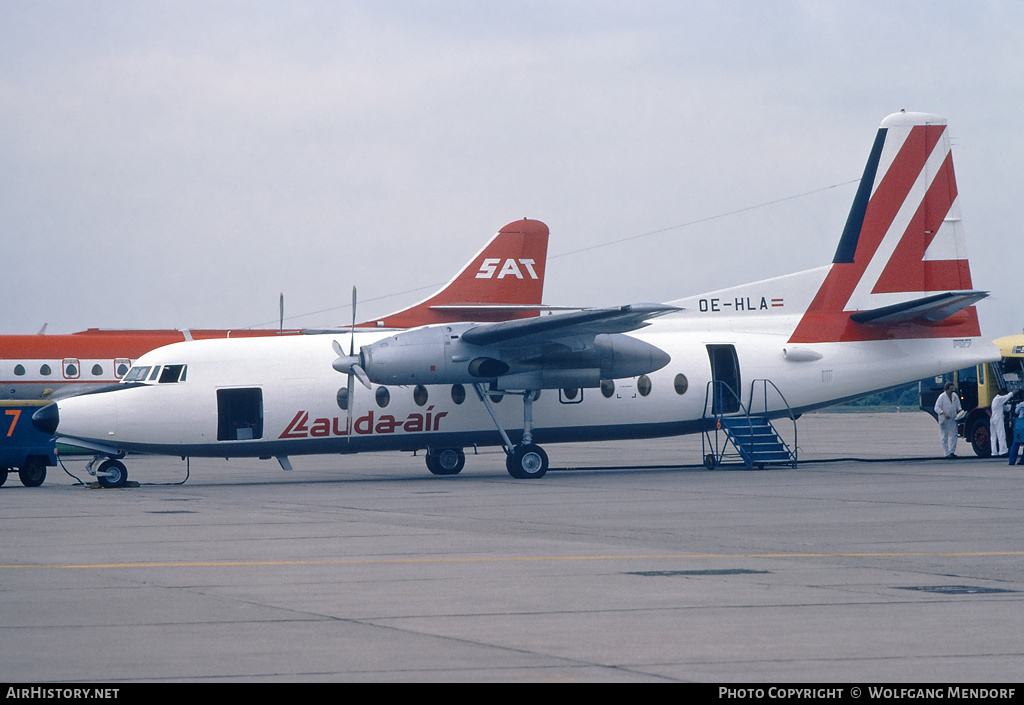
<box><xmin>32</xmin><ymin>403</ymin><xmax>59</xmax><ymax>436</ymax></box>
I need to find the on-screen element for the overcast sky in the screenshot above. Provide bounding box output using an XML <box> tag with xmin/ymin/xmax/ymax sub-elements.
<box><xmin>2</xmin><ymin>1</ymin><xmax>1021</xmax><ymax>336</ymax></box>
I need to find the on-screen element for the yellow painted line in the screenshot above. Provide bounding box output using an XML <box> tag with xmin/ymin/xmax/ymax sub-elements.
<box><xmin>3</xmin><ymin>551</ymin><xmax>1024</xmax><ymax>570</ymax></box>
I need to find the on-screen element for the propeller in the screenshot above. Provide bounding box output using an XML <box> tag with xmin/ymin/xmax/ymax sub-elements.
<box><xmin>332</xmin><ymin>287</ymin><xmax>371</xmax><ymax>438</ymax></box>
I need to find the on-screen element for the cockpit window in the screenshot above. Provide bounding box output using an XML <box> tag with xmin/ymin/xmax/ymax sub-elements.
<box><xmin>159</xmin><ymin>365</ymin><xmax>187</xmax><ymax>383</ymax></box>
<box><xmin>123</xmin><ymin>366</ymin><xmax>152</xmax><ymax>382</ymax></box>
<box><xmin>148</xmin><ymin>366</ymin><xmax>161</xmax><ymax>381</ymax></box>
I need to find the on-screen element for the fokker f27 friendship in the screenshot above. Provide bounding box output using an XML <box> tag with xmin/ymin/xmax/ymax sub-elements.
<box><xmin>35</xmin><ymin>112</ymin><xmax>998</xmax><ymax>485</ymax></box>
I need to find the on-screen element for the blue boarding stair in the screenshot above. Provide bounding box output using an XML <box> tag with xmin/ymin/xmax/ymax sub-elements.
<box><xmin>702</xmin><ymin>380</ymin><xmax>798</xmax><ymax>470</ymax></box>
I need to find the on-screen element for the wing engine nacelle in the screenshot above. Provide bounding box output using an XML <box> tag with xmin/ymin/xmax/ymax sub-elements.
<box><xmin>350</xmin><ymin>323</ymin><xmax>670</xmax><ymax>389</ymax></box>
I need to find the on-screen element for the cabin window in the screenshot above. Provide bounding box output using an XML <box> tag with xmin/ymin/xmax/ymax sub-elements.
<box><xmin>413</xmin><ymin>385</ymin><xmax>428</xmax><ymax>406</ymax></box>
<box><xmin>638</xmin><ymin>375</ymin><xmax>652</xmax><ymax>397</ymax></box>
<box><xmin>336</xmin><ymin>387</ymin><xmax>349</xmax><ymax>411</ymax></box>
<box><xmin>92</xmin><ymin>364</ymin><xmax>104</xmax><ymax>376</ymax></box>
<box><xmin>674</xmin><ymin>373</ymin><xmax>688</xmax><ymax>395</ymax></box>
<box><xmin>559</xmin><ymin>387</ymin><xmax>582</xmax><ymax>404</ymax></box>
<box><xmin>217</xmin><ymin>388</ymin><xmax>263</xmax><ymax>441</ymax></box>
<box><xmin>600</xmin><ymin>379</ymin><xmax>615</xmax><ymax>398</ymax></box>
<box><xmin>375</xmin><ymin>386</ymin><xmax>390</xmax><ymax>408</ymax></box>
<box><xmin>14</xmin><ymin>365</ymin><xmax>25</xmax><ymax>376</ymax></box>
<box><xmin>39</xmin><ymin>364</ymin><xmax>51</xmax><ymax>376</ymax></box>
<box><xmin>63</xmin><ymin>360</ymin><xmax>79</xmax><ymax>378</ymax></box>
<box><xmin>159</xmin><ymin>365</ymin><xmax>186</xmax><ymax>383</ymax></box>
<box><xmin>451</xmin><ymin>384</ymin><xmax>466</xmax><ymax>405</ymax></box>
<box><xmin>115</xmin><ymin>360</ymin><xmax>130</xmax><ymax>378</ymax></box>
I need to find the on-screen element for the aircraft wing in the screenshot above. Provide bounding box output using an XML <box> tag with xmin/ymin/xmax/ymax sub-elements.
<box><xmin>460</xmin><ymin>304</ymin><xmax>680</xmax><ymax>346</ymax></box>
<box><xmin>848</xmin><ymin>291</ymin><xmax>988</xmax><ymax>325</ymax></box>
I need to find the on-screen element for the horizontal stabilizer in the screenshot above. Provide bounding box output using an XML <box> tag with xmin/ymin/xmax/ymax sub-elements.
<box><xmin>461</xmin><ymin>304</ymin><xmax>679</xmax><ymax>346</ymax></box>
<box><xmin>848</xmin><ymin>291</ymin><xmax>988</xmax><ymax>325</ymax></box>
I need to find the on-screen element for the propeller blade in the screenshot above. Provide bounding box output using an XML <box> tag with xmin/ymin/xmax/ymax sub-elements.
<box><xmin>351</xmin><ymin>363</ymin><xmax>371</xmax><ymax>390</ymax></box>
<box><xmin>349</xmin><ymin>286</ymin><xmax>357</xmax><ymax>356</ymax></box>
<box><xmin>346</xmin><ymin>371</ymin><xmax>355</xmax><ymax>441</ymax></box>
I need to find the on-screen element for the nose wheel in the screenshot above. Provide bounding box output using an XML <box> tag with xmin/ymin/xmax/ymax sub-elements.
<box><xmin>425</xmin><ymin>448</ymin><xmax>465</xmax><ymax>475</ymax></box>
<box><xmin>88</xmin><ymin>457</ymin><xmax>129</xmax><ymax>488</ymax></box>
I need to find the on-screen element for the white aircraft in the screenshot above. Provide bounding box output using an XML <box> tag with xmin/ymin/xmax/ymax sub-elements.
<box><xmin>35</xmin><ymin>112</ymin><xmax>997</xmax><ymax>486</ymax></box>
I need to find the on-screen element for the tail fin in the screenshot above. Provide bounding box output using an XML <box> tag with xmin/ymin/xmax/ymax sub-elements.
<box><xmin>357</xmin><ymin>219</ymin><xmax>549</xmax><ymax>328</ymax></box>
<box><xmin>789</xmin><ymin>111</ymin><xmax>985</xmax><ymax>344</ymax></box>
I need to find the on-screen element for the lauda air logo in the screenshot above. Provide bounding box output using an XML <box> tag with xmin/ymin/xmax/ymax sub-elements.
<box><xmin>280</xmin><ymin>407</ymin><xmax>449</xmax><ymax>439</ymax></box>
<box><xmin>475</xmin><ymin>258</ymin><xmax>539</xmax><ymax>279</ymax></box>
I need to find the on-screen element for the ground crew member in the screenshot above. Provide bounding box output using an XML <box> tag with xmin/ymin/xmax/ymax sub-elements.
<box><xmin>990</xmin><ymin>388</ymin><xmax>1014</xmax><ymax>456</ymax></box>
<box><xmin>934</xmin><ymin>382</ymin><xmax>962</xmax><ymax>458</ymax></box>
<box><xmin>1009</xmin><ymin>403</ymin><xmax>1024</xmax><ymax>466</ymax></box>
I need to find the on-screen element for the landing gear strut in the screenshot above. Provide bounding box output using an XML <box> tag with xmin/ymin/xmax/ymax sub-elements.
<box><xmin>474</xmin><ymin>384</ymin><xmax>549</xmax><ymax>479</ymax></box>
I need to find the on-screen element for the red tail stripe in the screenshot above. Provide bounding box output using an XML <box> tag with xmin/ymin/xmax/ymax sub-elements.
<box><xmin>872</xmin><ymin>151</ymin><xmax>970</xmax><ymax>293</ymax></box>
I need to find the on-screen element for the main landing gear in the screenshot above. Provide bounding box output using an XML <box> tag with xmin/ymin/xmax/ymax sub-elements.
<box><xmin>425</xmin><ymin>447</ymin><xmax>466</xmax><ymax>475</ymax></box>
<box><xmin>474</xmin><ymin>383</ymin><xmax>549</xmax><ymax>479</ymax></box>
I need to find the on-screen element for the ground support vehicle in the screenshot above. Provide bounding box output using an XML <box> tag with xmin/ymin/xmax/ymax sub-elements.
<box><xmin>0</xmin><ymin>401</ymin><xmax>57</xmax><ymax>487</ymax></box>
<box><xmin>920</xmin><ymin>334</ymin><xmax>1024</xmax><ymax>457</ymax></box>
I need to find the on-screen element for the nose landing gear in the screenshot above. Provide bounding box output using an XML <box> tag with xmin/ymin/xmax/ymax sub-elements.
<box><xmin>88</xmin><ymin>456</ymin><xmax>130</xmax><ymax>488</ymax></box>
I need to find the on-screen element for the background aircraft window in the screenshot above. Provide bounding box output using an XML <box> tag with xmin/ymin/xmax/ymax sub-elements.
<box><xmin>336</xmin><ymin>387</ymin><xmax>349</xmax><ymax>411</ymax></box>
<box><xmin>148</xmin><ymin>366</ymin><xmax>161</xmax><ymax>381</ymax></box>
<box><xmin>39</xmin><ymin>364</ymin><xmax>51</xmax><ymax>376</ymax></box>
<box><xmin>159</xmin><ymin>365</ymin><xmax>186</xmax><ymax>383</ymax></box>
<box><xmin>115</xmin><ymin>361</ymin><xmax>130</xmax><ymax>378</ymax></box>
<box><xmin>64</xmin><ymin>362</ymin><xmax>79</xmax><ymax>378</ymax></box>
<box><xmin>600</xmin><ymin>379</ymin><xmax>615</xmax><ymax>398</ymax></box>
<box><xmin>14</xmin><ymin>365</ymin><xmax>25</xmax><ymax>376</ymax></box>
<box><xmin>413</xmin><ymin>385</ymin><xmax>428</xmax><ymax>406</ymax></box>
<box><xmin>91</xmin><ymin>364</ymin><xmax>104</xmax><ymax>376</ymax></box>
<box><xmin>124</xmin><ymin>366</ymin><xmax>151</xmax><ymax>382</ymax></box>
<box><xmin>451</xmin><ymin>384</ymin><xmax>466</xmax><ymax>405</ymax></box>
<box><xmin>375</xmin><ymin>386</ymin><xmax>390</xmax><ymax>408</ymax></box>
<box><xmin>674</xmin><ymin>373</ymin><xmax>689</xmax><ymax>395</ymax></box>
<box><xmin>638</xmin><ymin>375</ymin><xmax>652</xmax><ymax>397</ymax></box>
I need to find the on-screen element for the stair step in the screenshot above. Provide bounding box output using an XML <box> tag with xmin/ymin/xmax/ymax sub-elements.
<box><xmin>719</xmin><ymin>413</ymin><xmax>796</xmax><ymax>468</ymax></box>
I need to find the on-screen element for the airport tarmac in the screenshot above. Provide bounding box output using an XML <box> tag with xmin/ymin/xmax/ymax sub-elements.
<box><xmin>2</xmin><ymin>411</ymin><xmax>1022</xmax><ymax>683</ymax></box>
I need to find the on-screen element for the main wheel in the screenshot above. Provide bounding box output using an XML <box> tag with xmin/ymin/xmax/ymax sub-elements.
<box><xmin>97</xmin><ymin>459</ymin><xmax>129</xmax><ymax>488</ymax></box>
<box><xmin>18</xmin><ymin>458</ymin><xmax>46</xmax><ymax>487</ymax></box>
<box><xmin>0</xmin><ymin>468</ymin><xmax>8</xmax><ymax>487</ymax></box>
<box><xmin>426</xmin><ymin>448</ymin><xmax>465</xmax><ymax>476</ymax></box>
<box><xmin>506</xmin><ymin>443</ymin><xmax>548</xmax><ymax>479</ymax></box>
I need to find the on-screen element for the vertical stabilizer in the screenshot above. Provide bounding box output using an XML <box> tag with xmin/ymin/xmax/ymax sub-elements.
<box><xmin>789</xmin><ymin>111</ymin><xmax>982</xmax><ymax>343</ymax></box>
<box><xmin>357</xmin><ymin>219</ymin><xmax>549</xmax><ymax>328</ymax></box>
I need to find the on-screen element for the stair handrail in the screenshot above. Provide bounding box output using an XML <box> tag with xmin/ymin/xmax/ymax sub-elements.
<box><xmin>748</xmin><ymin>378</ymin><xmax>798</xmax><ymax>466</ymax></box>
